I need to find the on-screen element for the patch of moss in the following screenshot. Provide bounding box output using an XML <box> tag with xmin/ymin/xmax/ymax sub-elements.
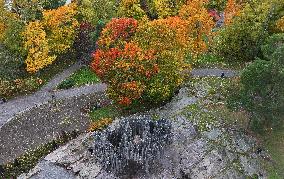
<box><xmin>90</xmin><ymin>105</ymin><xmax>120</xmax><ymax>122</ymax></box>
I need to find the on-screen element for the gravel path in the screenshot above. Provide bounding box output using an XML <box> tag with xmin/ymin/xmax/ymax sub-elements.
<box><xmin>0</xmin><ymin>62</ymin><xmax>82</xmax><ymax>128</ymax></box>
<box><xmin>40</xmin><ymin>62</ymin><xmax>82</xmax><ymax>92</ymax></box>
<box><xmin>191</xmin><ymin>68</ymin><xmax>239</xmax><ymax>77</ymax></box>
<box><xmin>0</xmin><ymin>68</ymin><xmax>238</xmax><ymax>129</ymax></box>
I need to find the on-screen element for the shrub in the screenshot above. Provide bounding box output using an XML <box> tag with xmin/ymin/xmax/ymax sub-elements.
<box><xmin>77</xmin><ymin>0</ymin><xmax>117</xmax><ymax>26</ymax></box>
<box><xmin>261</xmin><ymin>33</ymin><xmax>284</xmax><ymax>60</ymax></box>
<box><xmin>57</xmin><ymin>78</ymin><xmax>75</xmax><ymax>90</ymax></box>
<box><xmin>0</xmin><ymin>77</ymin><xmax>42</xmax><ymax>98</ymax></box>
<box><xmin>212</xmin><ymin>0</ymin><xmax>272</xmax><ymax>61</ymax></box>
<box><xmin>42</xmin><ymin>0</ymin><xmax>66</xmax><ymax>10</ymax></box>
<box><xmin>227</xmin><ymin>42</ymin><xmax>284</xmax><ymax>131</ymax></box>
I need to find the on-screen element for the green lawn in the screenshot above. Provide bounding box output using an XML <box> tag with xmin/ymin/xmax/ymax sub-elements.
<box><xmin>58</xmin><ymin>66</ymin><xmax>100</xmax><ymax>90</ymax></box>
<box><xmin>262</xmin><ymin>125</ymin><xmax>284</xmax><ymax>178</ymax></box>
<box><xmin>192</xmin><ymin>53</ymin><xmax>248</xmax><ymax>70</ymax></box>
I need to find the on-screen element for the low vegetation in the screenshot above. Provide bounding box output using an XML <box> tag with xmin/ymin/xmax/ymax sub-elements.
<box><xmin>58</xmin><ymin>67</ymin><xmax>100</xmax><ymax>90</ymax></box>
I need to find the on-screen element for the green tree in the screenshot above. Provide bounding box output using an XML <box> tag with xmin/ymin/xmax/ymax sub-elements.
<box><xmin>213</xmin><ymin>0</ymin><xmax>273</xmax><ymax>61</ymax></box>
<box><xmin>42</xmin><ymin>0</ymin><xmax>66</xmax><ymax>10</ymax></box>
<box><xmin>227</xmin><ymin>35</ymin><xmax>284</xmax><ymax>131</ymax></box>
<box><xmin>77</xmin><ymin>0</ymin><xmax>117</xmax><ymax>25</ymax></box>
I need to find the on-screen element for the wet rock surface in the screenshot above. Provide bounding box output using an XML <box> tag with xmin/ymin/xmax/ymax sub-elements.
<box><xmin>19</xmin><ymin>84</ymin><xmax>268</xmax><ymax>179</ymax></box>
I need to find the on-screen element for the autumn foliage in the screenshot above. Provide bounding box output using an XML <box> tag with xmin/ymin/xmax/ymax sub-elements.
<box><xmin>92</xmin><ymin>18</ymin><xmax>159</xmax><ymax>105</ymax></box>
<box><xmin>276</xmin><ymin>16</ymin><xmax>284</xmax><ymax>32</ymax></box>
<box><xmin>223</xmin><ymin>0</ymin><xmax>241</xmax><ymax>25</ymax></box>
<box><xmin>23</xmin><ymin>3</ymin><xmax>78</xmax><ymax>73</ymax></box>
<box><xmin>91</xmin><ymin>0</ymin><xmax>216</xmax><ymax>106</ymax></box>
<box><xmin>179</xmin><ymin>0</ymin><xmax>215</xmax><ymax>57</ymax></box>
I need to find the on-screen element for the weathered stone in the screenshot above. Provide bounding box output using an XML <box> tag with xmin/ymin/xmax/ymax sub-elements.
<box><xmin>18</xmin><ymin>84</ymin><xmax>267</xmax><ymax>179</ymax></box>
<box><xmin>18</xmin><ymin>160</ymin><xmax>75</xmax><ymax>179</ymax></box>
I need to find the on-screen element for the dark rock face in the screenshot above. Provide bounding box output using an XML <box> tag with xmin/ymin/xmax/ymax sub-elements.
<box><xmin>91</xmin><ymin>116</ymin><xmax>172</xmax><ymax>176</ymax></box>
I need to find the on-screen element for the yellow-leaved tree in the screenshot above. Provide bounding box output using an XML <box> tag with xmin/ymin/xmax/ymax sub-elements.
<box><xmin>23</xmin><ymin>3</ymin><xmax>79</xmax><ymax>73</ymax></box>
<box><xmin>117</xmin><ymin>0</ymin><xmax>147</xmax><ymax>20</ymax></box>
<box><xmin>23</xmin><ymin>21</ymin><xmax>56</xmax><ymax>73</ymax></box>
<box><xmin>42</xmin><ymin>3</ymin><xmax>79</xmax><ymax>54</ymax></box>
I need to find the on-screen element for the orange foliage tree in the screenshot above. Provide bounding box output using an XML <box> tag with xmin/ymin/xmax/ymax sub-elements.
<box><xmin>179</xmin><ymin>0</ymin><xmax>215</xmax><ymax>58</ymax></box>
<box><xmin>91</xmin><ymin>18</ymin><xmax>159</xmax><ymax>105</ymax></box>
<box><xmin>223</xmin><ymin>0</ymin><xmax>241</xmax><ymax>25</ymax></box>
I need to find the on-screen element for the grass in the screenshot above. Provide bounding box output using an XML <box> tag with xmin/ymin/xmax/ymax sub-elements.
<box><xmin>192</xmin><ymin>53</ymin><xmax>248</xmax><ymax>70</ymax></box>
<box><xmin>262</xmin><ymin>125</ymin><xmax>284</xmax><ymax>178</ymax></box>
<box><xmin>89</xmin><ymin>105</ymin><xmax>120</xmax><ymax>122</ymax></box>
<box><xmin>58</xmin><ymin>66</ymin><xmax>100</xmax><ymax>90</ymax></box>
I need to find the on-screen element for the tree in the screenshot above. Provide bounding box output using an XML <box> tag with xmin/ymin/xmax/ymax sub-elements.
<box><xmin>179</xmin><ymin>0</ymin><xmax>215</xmax><ymax>58</ymax></box>
<box><xmin>213</xmin><ymin>0</ymin><xmax>273</xmax><ymax>61</ymax></box>
<box><xmin>23</xmin><ymin>3</ymin><xmax>79</xmax><ymax>73</ymax></box>
<box><xmin>77</xmin><ymin>0</ymin><xmax>116</xmax><ymax>25</ymax></box>
<box><xmin>42</xmin><ymin>0</ymin><xmax>66</xmax><ymax>10</ymax></box>
<box><xmin>223</xmin><ymin>0</ymin><xmax>241</xmax><ymax>25</ymax></box>
<box><xmin>227</xmin><ymin>34</ymin><xmax>284</xmax><ymax>131</ymax></box>
<box><xmin>117</xmin><ymin>0</ymin><xmax>147</xmax><ymax>20</ymax></box>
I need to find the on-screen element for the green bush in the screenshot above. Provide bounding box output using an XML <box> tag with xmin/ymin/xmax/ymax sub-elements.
<box><xmin>227</xmin><ymin>45</ymin><xmax>284</xmax><ymax>131</ymax></box>
<box><xmin>206</xmin><ymin>0</ymin><xmax>227</xmax><ymax>11</ymax></box>
<box><xmin>77</xmin><ymin>0</ymin><xmax>117</xmax><ymax>26</ymax></box>
<box><xmin>117</xmin><ymin>0</ymin><xmax>147</xmax><ymax>20</ymax></box>
<box><xmin>261</xmin><ymin>33</ymin><xmax>284</xmax><ymax>60</ymax></box>
<box><xmin>57</xmin><ymin>79</ymin><xmax>75</xmax><ymax>90</ymax></box>
<box><xmin>2</xmin><ymin>19</ymin><xmax>26</xmax><ymax>57</ymax></box>
<box><xmin>42</xmin><ymin>0</ymin><xmax>66</xmax><ymax>10</ymax></box>
<box><xmin>212</xmin><ymin>1</ymin><xmax>272</xmax><ymax>61</ymax></box>
<box><xmin>0</xmin><ymin>77</ymin><xmax>42</xmax><ymax>99</ymax></box>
